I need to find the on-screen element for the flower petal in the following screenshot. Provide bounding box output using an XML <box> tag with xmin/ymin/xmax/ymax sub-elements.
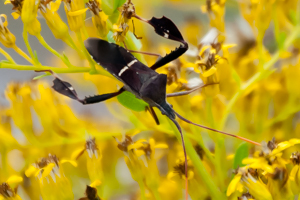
<box><xmin>61</xmin><ymin>159</ymin><xmax>78</xmax><ymax>167</ymax></box>
<box><xmin>6</xmin><ymin>175</ymin><xmax>23</xmax><ymax>184</ymax></box>
<box><xmin>25</xmin><ymin>165</ymin><xmax>39</xmax><ymax>177</ymax></box>
<box><xmin>68</xmin><ymin>8</ymin><xmax>88</xmax><ymax>16</ymax></box>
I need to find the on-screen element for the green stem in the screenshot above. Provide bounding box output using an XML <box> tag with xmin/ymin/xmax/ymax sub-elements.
<box><xmin>36</xmin><ymin>34</ymin><xmax>73</xmax><ymax>68</ymax></box>
<box><xmin>0</xmin><ymin>47</ymin><xmax>15</xmax><ymax>63</ymax></box>
<box><xmin>152</xmin><ymin>188</ymin><xmax>161</xmax><ymax>200</ymax></box>
<box><xmin>66</xmin><ymin>34</ymin><xmax>84</xmax><ymax>57</ymax></box>
<box><xmin>0</xmin><ymin>62</ymin><xmax>90</xmax><ymax>73</ymax></box>
<box><xmin>169</xmin><ymin>120</ymin><xmax>225</xmax><ymax>199</ymax></box>
<box><xmin>220</xmin><ymin>26</ymin><xmax>300</xmax><ymax>130</ymax></box>
<box><xmin>23</xmin><ymin>25</ymin><xmax>39</xmax><ymax>65</ymax></box>
<box><xmin>137</xmin><ymin>180</ymin><xmax>147</xmax><ymax>200</ymax></box>
<box><xmin>76</xmin><ymin>31</ymin><xmax>96</xmax><ymax>73</ymax></box>
<box><xmin>12</xmin><ymin>46</ymin><xmax>33</xmax><ymax>64</ymax></box>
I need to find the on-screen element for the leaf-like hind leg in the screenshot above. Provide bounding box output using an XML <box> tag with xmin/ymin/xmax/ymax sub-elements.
<box><xmin>133</xmin><ymin>15</ymin><xmax>189</xmax><ymax>70</ymax></box>
<box><xmin>35</xmin><ymin>70</ymin><xmax>124</xmax><ymax>104</ymax></box>
<box><xmin>166</xmin><ymin>83</ymin><xmax>219</xmax><ymax>97</ymax></box>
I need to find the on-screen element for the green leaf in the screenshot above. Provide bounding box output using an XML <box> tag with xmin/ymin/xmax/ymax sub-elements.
<box><xmin>278</xmin><ymin>32</ymin><xmax>287</xmax><ymax>50</ymax></box>
<box><xmin>117</xmin><ymin>91</ymin><xmax>148</xmax><ymax>112</ymax></box>
<box><xmin>125</xmin><ymin>31</ymin><xmax>147</xmax><ymax>65</ymax></box>
<box><xmin>33</xmin><ymin>74</ymin><xmax>50</xmax><ymax>80</ymax></box>
<box><xmin>289</xmin><ymin>10</ymin><xmax>298</xmax><ymax>26</ymax></box>
<box><xmin>102</xmin><ymin>0</ymin><xmax>126</xmax><ymax>15</ymax></box>
<box><xmin>233</xmin><ymin>142</ymin><xmax>249</xmax><ymax>169</ymax></box>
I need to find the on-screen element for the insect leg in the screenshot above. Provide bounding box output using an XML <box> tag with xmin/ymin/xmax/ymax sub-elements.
<box><xmin>123</xmin><ymin>42</ymin><xmax>161</xmax><ymax>57</ymax></box>
<box><xmin>174</xmin><ymin>111</ymin><xmax>261</xmax><ymax>146</ymax></box>
<box><xmin>36</xmin><ymin>70</ymin><xmax>124</xmax><ymax>104</ymax></box>
<box><xmin>82</xmin><ymin>88</ymin><xmax>124</xmax><ymax>105</ymax></box>
<box><xmin>146</xmin><ymin>106</ymin><xmax>160</xmax><ymax>125</ymax></box>
<box><xmin>132</xmin><ymin>20</ymin><xmax>142</xmax><ymax>40</ymax></box>
<box><xmin>166</xmin><ymin>83</ymin><xmax>218</xmax><ymax>97</ymax></box>
<box><xmin>169</xmin><ymin>118</ymin><xmax>189</xmax><ymax>200</ymax></box>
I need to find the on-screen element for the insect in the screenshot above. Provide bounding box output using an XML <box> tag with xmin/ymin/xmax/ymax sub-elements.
<box><xmin>39</xmin><ymin>16</ymin><xmax>260</xmax><ymax>200</ymax></box>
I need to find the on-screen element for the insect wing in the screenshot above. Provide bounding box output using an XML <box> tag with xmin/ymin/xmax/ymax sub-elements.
<box><xmin>85</xmin><ymin>38</ymin><xmax>157</xmax><ymax>93</ymax></box>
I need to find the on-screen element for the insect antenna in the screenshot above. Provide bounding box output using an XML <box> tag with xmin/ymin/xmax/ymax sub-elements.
<box><xmin>169</xmin><ymin>117</ymin><xmax>189</xmax><ymax>200</ymax></box>
<box><xmin>174</xmin><ymin>111</ymin><xmax>261</xmax><ymax>146</ymax></box>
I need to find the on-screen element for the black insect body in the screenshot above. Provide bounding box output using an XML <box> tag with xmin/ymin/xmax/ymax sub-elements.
<box><xmin>84</xmin><ymin>38</ymin><xmax>176</xmax><ymax>121</ymax></box>
<box><xmin>41</xmin><ymin>16</ymin><xmax>259</xmax><ymax>200</ymax></box>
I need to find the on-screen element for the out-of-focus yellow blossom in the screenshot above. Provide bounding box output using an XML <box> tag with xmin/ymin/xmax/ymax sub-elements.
<box><xmin>72</xmin><ymin>137</ymin><xmax>104</xmax><ymax>196</ymax></box>
<box><xmin>79</xmin><ymin>183</ymin><xmax>102</xmax><ymax>200</ymax></box>
<box><xmin>195</xmin><ymin>40</ymin><xmax>233</xmax><ymax>96</ymax></box>
<box><xmin>0</xmin><ymin>14</ymin><xmax>16</xmax><ymax>48</ymax></box>
<box><xmin>38</xmin><ymin>0</ymin><xmax>70</xmax><ymax>41</ymax></box>
<box><xmin>267</xmin><ymin>168</ymin><xmax>293</xmax><ymax>200</ymax></box>
<box><xmin>237</xmin><ymin>192</ymin><xmax>255</xmax><ymax>200</ymax></box>
<box><xmin>25</xmin><ymin>154</ymin><xmax>76</xmax><ymax>200</ymax></box>
<box><xmin>130</xmin><ymin>138</ymin><xmax>168</xmax><ymax>193</ymax></box>
<box><xmin>0</xmin><ymin>175</ymin><xmax>23</xmax><ymax>200</ymax></box>
<box><xmin>289</xmin><ymin>152</ymin><xmax>300</xmax><ymax>195</ymax></box>
<box><xmin>86</xmin><ymin>0</ymin><xmax>109</xmax><ymax>38</ymax></box>
<box><xmin>62</xmin><ymin>0</ymin><xmax>87</xmax><ymax>32</ymax></box>
<box><xmin>116</xmin><ymin>135</ymin><xmax>146</xmax><ymax>182</ymax></box>
<box><xmin>168</xmin><ymin>158</ymin><xmax>194</xmax><ymax>180</ymax></box>
<box><xmin>201</xmin><ymin>0</ymin><xmax>226</xmax><ymax>32</ymax></box>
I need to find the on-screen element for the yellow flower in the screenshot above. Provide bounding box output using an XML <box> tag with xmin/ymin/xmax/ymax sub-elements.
<box><xmin>168</xmin><ymin>158</ymin><xmax>194</xmax><ymax>180</ymax></box>
<box><xmin>86</xmin><ymin>0</ymin><xmax>109</xmax><ymax>38</ymax></box>
<box><xmin>267</xmin><ymin>168</ymin><xmax>293</xmax><ymax>200</ymax></box>
<box><xmin>289</xmin><ymin>152</ymin><xmax>300</xmax><ymax>195</ymax></box>
<box><xmin>0</xmin><ymin>14</ymin><xmax>16</xmax><ymax>48</ymax></box>
<box><xmin>20</xmin><ymin>0</ymin><xmax>41</xmax><ymax>36</ymax></box>
<box><xmin>113</xmin><ymin>0</ymin><xmax>136</xmax><ymax>43</ymax></box>
<box><xmin>4</xmin><ymin>0</ymin><xmax>23</xmax><ymax>19</ymax></box>
<box><xmin>21</xmin><ymin>0</ymin><xmax>39</xmax><ymax>24</ymax></box>
<box><xmin>0</xmin><ymin>175</ymin><xmax>23</xmax><ymax>200</ymax></box>
<box><xmin>72</xmin><ymin>137</ymin><xmax>104</xmax><ymax>196</ymax></box>
<box><xmin>39</xmin><ymin>0</ymin><xmax>69</xmax><ymax>41</ymax></box>
<box><xmin>63</xmin><ymin>0</ymin><xmax>87</xmax><ymax>32</ymax></box>
<box><xmin>25</xmin><ymin>154</ymin><xmax>76</xmax><ymax>200</ymax></box>
<box><xmin>201</xmin><ymin>0</ymin><xmax>226</xmax><ymax>32</ymax></box>
<box><xmin>227</xmin><ymin>167</ymin><xmax>273</xmax><ymax>200</ymax></box>
<box><xmin>242</xmin><ymin>138</ymin><xmax>300</xmax><ymax>174</ymax></box>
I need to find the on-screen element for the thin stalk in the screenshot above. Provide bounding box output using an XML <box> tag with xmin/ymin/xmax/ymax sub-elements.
<box><xmin>12</xmin><ymin>46</ymin><xmax>33</xmax><ymax>64</ymax></box>
<box><xmin>66</xmin><ymin>34</ymin><xmax>84</xmax><ymax>57</ymax></box>
<box><xmin>0</xmin><ymin>62</ymin><xmax>90</xmax><ymax>73</ymax></box>
<box><xmin>76</xmin><ymin>31</ymin><xmax>96</xmax><ymax>73</ymax></box>
<box><xmin>23</xmin><ymin>25</ymin><xmax>39</xmax><ymax>65</ymax></box>
<box><xmin>36</xmin><ymin>34</ymin><xmax>73</xmax><ymax>67</ymax></box>
<box><xmin>137</xmin><ymin>180</ymin><xmax>147</xmax><ymax>200</ymax></box>
<box><xmin>220</xmin><ymin>26</ymin><xmax>300</xmax><ymax>130</ymax></box>
<box><xmin>151</xmin><ymin>187</ymin><xmax>161</xmax><ymax>200</ymax></box>
<box><xmin>0</xmin><ymin>47</ymin><xmax>15</xmax><ymax>63</ymax></box>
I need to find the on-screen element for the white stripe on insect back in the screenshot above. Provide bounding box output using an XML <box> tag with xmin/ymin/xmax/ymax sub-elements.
<box><xmin>118</xmin><ymin>66</ymin><xmax>129</xmax><ymax>76</ymax></box>
<box><xmin>127</xmin><ymin>59</ymin><xmax>138</xmax><ymax>67</ymax></box>
<box><xmin>118</xmin><ymin>59</ymin><xmax>138</xmax><ymax>77</ymax></box>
